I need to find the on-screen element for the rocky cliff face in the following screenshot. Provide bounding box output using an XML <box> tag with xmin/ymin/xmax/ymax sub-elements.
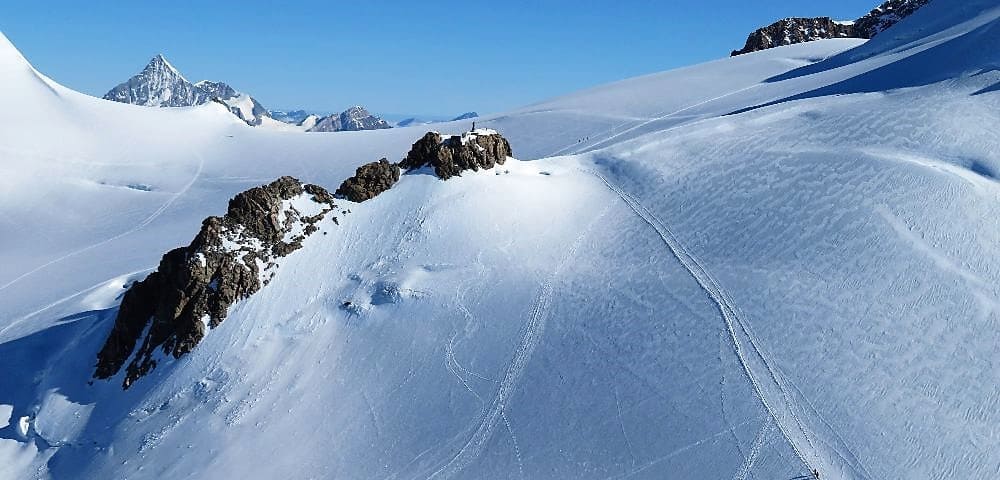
<box><xmin>308</xmin><ymin>106</ymin><xmax>391</xmax><ymax>132</ymax></box>
<box><xmin>335</xmin><ymin>158</ymin><xmax>400</xmax><ymax>202</ymax></box>
<box><xmin>94</xmin><ymin>177</ymin><xmax>340</xmax><ymax>388</ymax></box>
<box><xmin>731</xmin><ymin>17</ymin><xmax>855</xmax><ymax>56</ymax></box>
<box><xmin>854</xmin><ymin>0</ymin><xmax>931</xmax><ymax>38</ymax></box>
<box><xmin>730</xmin><ymin>0</ymin><xmax>931</xmax><ymax>56</ymax></box>
<box><xmin>399</xmin><ymin>129</ymin><xmax>512</xmax><ymax>180</ymax></box>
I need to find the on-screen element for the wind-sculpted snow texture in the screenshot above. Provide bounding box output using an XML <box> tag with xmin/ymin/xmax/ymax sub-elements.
<box><xmin>1</xmin><ymin>0</ymin><xmax>999</xmax><ymax>478</ymax></box>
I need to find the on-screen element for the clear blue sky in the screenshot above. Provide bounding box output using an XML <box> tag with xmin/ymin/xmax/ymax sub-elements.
<box><xmin>0</xmin><ymin>0</ymin><xmax>876</xmax><ymax>116</ymax></box>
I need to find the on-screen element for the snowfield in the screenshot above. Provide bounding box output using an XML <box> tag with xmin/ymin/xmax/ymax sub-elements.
<box><xmin>1</xmin><ymin>0</ymin><xmax>999</xmax><ymax>478</ymax></box>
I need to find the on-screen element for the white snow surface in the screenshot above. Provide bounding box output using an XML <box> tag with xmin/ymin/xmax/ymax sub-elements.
<box><xmin>1</xmin><ymin>1</ymin><xmax>999</xmax><ymax>478</ymax></box>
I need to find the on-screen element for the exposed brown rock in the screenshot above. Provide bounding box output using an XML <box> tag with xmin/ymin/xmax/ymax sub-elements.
<box><xmin>731</xmin><ymin>17</ymin><xmax>854</xmax><ymax>56</ymax></box>
<box><xmin>399</xmin><ymin>130</ymin><xmax>512</xmax><ymax>180</ymax></box>
<box><xmin>854</xmin><ymin>0</ymin><xmax>930</xmax><ymax>39</ymax></box>
<box><xmin>730</xmin><ymin>0</ymin><xmax>931</xmax><ymax>56</ymax></box>
<box><xmin>335</xmin><ymin>158</ymin><xmax>401</xmax><ymax>202</ymax></box>
<box><xmin>94</xmin><ymin>176</ymin><xmax>338</xmax><ymax>388</ymax></box>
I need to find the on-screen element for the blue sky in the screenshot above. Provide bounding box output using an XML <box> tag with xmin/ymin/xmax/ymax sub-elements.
<box><xmin>1</xmin><ymin>0</ymin><xmax>876</xmax><ymax>116</ymax></box>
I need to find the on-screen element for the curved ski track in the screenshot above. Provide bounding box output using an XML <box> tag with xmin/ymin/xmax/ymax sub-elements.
<box><xmin>588</xmin><ymin>169</ymin><xmax>839</xmax><ymax>479</ymax></box>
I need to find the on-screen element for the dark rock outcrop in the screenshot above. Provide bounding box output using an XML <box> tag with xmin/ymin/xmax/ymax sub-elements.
<box><xmin>335</xmin><ymin>158</ymin><xmax>401</xmax><ymax>202</ymax></box>
<box><xmin>399</xmin><ymin>130</ymin><xmax>512</xmax><ymax>180</ymax></box>
<box><xmin>94</xmin><ymin>176</ymin><xmax>339</xmax><ymax>388</ymax></box>
<box><xmin>731</xmin><ymin>0</ymin><xmax>931</xmax><ymax>56</ymax></box>
<box><xmin>854</xmin><ymin>0</ymin><xmax>931</xmax><ymax>38</ymax></box>
<box><xmin>731</xmin><ymin>17</ymin><xmax>855</xmax><ymax>56</ymax></box>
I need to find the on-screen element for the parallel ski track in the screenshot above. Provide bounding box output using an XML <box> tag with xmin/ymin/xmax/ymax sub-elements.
<box><xmin>588</xmin><ymin>169</ymin><xmax>829</xmax><ymax>479</ymax></box>
<box><xmin>424</xmin><ymin>204</ymin><xmax>613</xmax><ymax>480</ymax></box>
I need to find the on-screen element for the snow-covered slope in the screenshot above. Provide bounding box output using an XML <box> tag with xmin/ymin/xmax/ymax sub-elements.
<box><xmin>1</xmin><ymin>0</ymin><xmax>999</xmax><ymax>478</ymax></box>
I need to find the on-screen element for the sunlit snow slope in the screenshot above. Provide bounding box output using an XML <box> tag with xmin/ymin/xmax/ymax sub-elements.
<box><xmin>1</xmin><ymin>0</ymin><xmax>999</xmax><ymax>478</ymax></box>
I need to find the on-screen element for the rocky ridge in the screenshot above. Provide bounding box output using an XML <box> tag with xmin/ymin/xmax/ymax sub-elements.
<box><xmin>731</xmin><ymin>0</ymin><xmax>931</xmax><ymax>56</ymax></box>
<box><xmin>731</xmin><ymin>17</ymin><xmax>855</xmax><ymax>56</ymax></box>
<box><xmin>399</xmin><ymin>129</ymin><xmax>513</xmax><ymax>180</ymax></box>
<box><xmin>335</xmin><ymin>159</ymin><xmax>401</xmax><ymax>202</ymax></box>
<box><xmin>94</xmin><ymin>177</ymin><xmax>340</xmax><ymax>388</ymax></box>
<box><xmin>95</xmin><ymin>129</ymin><xmax>513</xmax><ymax>388</ymax></box>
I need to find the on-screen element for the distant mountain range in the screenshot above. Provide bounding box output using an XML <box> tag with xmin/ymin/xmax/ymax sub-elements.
<box><xmin>103</xmin><ymin>56</ymin><xmax>393</xmax><ymax>132</ymax></box>
<box><xmin>395</xmin><ymin>112</ymin><xmax>479</xmax><ymax>127</ymax></box>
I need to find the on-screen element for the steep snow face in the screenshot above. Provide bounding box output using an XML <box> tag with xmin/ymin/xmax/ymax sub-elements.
<box><xmin>217</xmin><ymin>92</ymin><xmax>270</xmax><ymax>126</ymax></box>
<box><xmin>1</xmin><ymin>1</ymin><xmax>1000</xmax><ymax>478</ymax></box>
<box><xmin>297</xmin><ymin>113</ymin><xmax>320</xmax><ymax>130</ymax></box>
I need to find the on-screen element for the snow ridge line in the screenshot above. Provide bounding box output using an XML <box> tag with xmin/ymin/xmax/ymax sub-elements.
<box><xmin>587</xmin><ymin>169</ymin><xmax>824</xmax><ymax>478</ymax></box>
<box><xmin>425</xmin><ymin>204</ymin><xmax>612</xmax><ymax>480</ymax></box>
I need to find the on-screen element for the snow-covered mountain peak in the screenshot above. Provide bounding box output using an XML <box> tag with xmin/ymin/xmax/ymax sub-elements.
<box><xmin>144</xmin><ymin>53</ymin><xmax>186</xmax><ymax>81</ymax></box>
<box><xmin>103</xmin><ymin>57</ymin><xmax>271</xmax><ymax>125</ymax></box>
<box><xmin>103</xmin><ymin>54</ymin><xmax>206</xmax><ymax>107</ymax></box>
<box><xmin>308</xmin><ymin>105</ymin><xmax>392</xmax><ymax>132</ymax></box>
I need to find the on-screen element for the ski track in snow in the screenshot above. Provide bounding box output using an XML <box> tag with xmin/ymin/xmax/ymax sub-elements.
<box><xmin>0</xmin><ymin>267</ymin><xmax>154</xmax><ymax>340</ymax></box>
<box><xmin>425</xmin><ymin>204</ymin><xmax>613</xmax><ymax>480</ymax></box>
<box><xmin>446</xmin><ymin>251</ymin><xmax>494</xmax><ymax>391</ymax></box>
<box><xmin>603</xmin><ymin>417</ymin><xmax>757</xmax><ymax>480</ymax></box>
<box><xmin>588</xmin><ymin>169</ymin><xmax>829</xmax><ymax>479</ymax></box>
<box><xmin>733</xmin><ymin>416</ymin><xmax>774</xmax><ymax>480</ymax></box>
<box><xmin>546</xmin><ymin>83</ymin><xmax>764</xmax><ymax>158</ymax></box>
<box><xmin>0</xmin><ymin>148</ymin><xmax>205</xmax><ymax>296</ymax></box>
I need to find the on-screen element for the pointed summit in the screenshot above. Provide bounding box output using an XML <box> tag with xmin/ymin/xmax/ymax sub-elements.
<box><xmin>139</xmin><ymin>54</ymin><xmax>185</xmax><ymax>81</ymax></box>
<box><xmin>104</xmin><ymin>54</ymin><xmax>204</xmax><ymax>107</ymax></box>
<box><xmin>102</xmin><ymin>54</ymin><xmax>272</xmax><ymax>125</ymax></box>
